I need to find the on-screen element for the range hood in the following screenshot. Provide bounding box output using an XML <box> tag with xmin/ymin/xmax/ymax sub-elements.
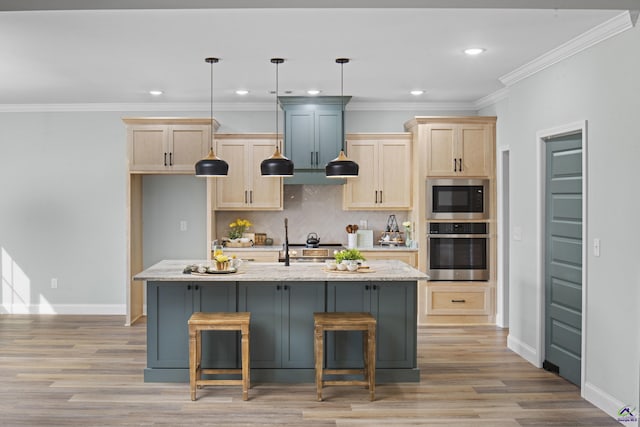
<box><xmin>279</xmin><ymin>96</ymin><xmax>351</xmax><ymax>185</ymax></box>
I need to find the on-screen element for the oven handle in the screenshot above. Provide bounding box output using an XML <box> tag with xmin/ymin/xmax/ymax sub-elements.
<box><xmin>427</xmin><ymin>234</ymin><xmax>489</xmax><ymax>239</ymax></box>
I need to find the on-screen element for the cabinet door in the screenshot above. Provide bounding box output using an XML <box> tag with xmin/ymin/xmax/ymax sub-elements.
<box><xmin>371</xmin><ymin>282</ymin><xmax>416</xmax><ymax>368</ymax></box>
<box><xmin>147</xmin><ymin>282</ymin><xmax>194</xmax><ymax>368</ymax></box>
<box><xmin>215</xmin><ymin>140</ymin><xmax>248</xmax><ymax>209</ymax></box>
<box><xmin>238</xmin><ymin>282</ymin><xmax>282</xmax><ymax>368</ymax></box>
<box><xmin>249</xmin><ymin>140</ymin><xmax>283</xmax><ymax>209</ymax></box>
<box><xmin>168</xmin><ymin>125</ymin><xmax>209</xmax><ymax>171</ymax></box>
<box><xmin>316</xmin><ymin>110</ymin><xmax>342</xmax><ymax>168</ymax></box>
<box><xmin>286</xmin><ymin>110</ymin><xmax>316</xmax><ymax>169</ymax></box>
<box><xmin>128</xmin><ymin>125</ymin><xmax>168</xmax><ymax>171</ymax></box>
<box><xmin>281</xmin><ymin>282</ymin><xmax>325</xmax><ymax>368</ymax></box>
<box><xmin>426</xmin><ymin>125</ymin><xmax>457</xmax><ymax>176</ymax></box>
<box><xmin>458</xmin><ymin>125</ymin><xmax>491</xmax><ymax>177</ymax></box>
<box><xmin>342</xmin><ymin>141</ymin><xmax>378</xmax><ymax>209</ymax></box>
<box><xmin>378</xmin><ymin>139</ymin><xmax>411</xmax><ymax>209</ymax></box>
<box><xmin>196</xmin><ymin>283</ymin><xmax>238</xmax><ymax>369</ymax></box>
<box><xmin>325</xmin><ymin>281</ymin><xmax>370</xmax><ymax>368</ymax></box>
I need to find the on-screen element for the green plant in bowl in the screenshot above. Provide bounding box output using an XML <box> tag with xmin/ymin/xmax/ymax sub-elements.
<box><xmin>334</xmin><ymin>248</ymin><xmax>365</xmax><ymax>263</ymax></box>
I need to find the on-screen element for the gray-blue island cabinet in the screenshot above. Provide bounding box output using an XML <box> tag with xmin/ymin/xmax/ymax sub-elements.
<box><xmin>136</xmin><ymin>260</ymin><xmax>428</xmax><ymax>383</ymax></box>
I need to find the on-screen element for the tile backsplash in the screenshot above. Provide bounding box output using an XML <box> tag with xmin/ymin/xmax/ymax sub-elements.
<box><xmin>215</xmin><ymin>185</ymin><xmax>408</xmax><ymax>246</ymax></box>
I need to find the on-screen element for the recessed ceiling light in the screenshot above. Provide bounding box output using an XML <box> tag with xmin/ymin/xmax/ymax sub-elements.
<box><xmin>464</xmin><ymin>48</ymin><xmax>486</xmax><ymax>56</ymax></box>
<box><xmin>149</xmin><ymin>90</ymin><xmax>163</xmax><ymax>96</ymax></box>
<box><xmin>307</xmin><ymin>89</ymin><xmax>321</xmax><ymax>95</ymax></box>
<box><xmin>235</xmin><ymin>89</ymin><xmax>249</xmax><ymax>95</ymax></box>
<box><xmin>410</xmin><ymin>90</ymin><xmax>424</xmax><ymax>96</ymax></box>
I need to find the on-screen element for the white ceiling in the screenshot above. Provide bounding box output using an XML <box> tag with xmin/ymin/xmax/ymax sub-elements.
<box><xmin>0</xmin><ymin>1</ymin><xmax>636</xmax><ymax>110</ymax></box>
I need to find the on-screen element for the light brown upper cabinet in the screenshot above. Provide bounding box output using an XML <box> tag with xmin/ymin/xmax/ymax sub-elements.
<box><xmin>343</xmin><ymin>133</ymin><xmax>412</xmax><ymax>210</ymax></box>
<box><xmin>213</xmin><ymin>134</ymin><xmax>283</xmax><ymax>211</ymax></box>
<box><xmin>405</xmin><ymin>117</ymin><xmax>496</xmax><ymax>178</ymax></box>
<box><xmin>124</xmin><ymin>118</ymin><xmax>216</xmax><ymax>173</ymax></box>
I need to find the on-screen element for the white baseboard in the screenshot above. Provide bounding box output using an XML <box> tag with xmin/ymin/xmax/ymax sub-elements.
<box><xmin>1</xmin><ymin>304</ymin><xmax>126</xmax><ymax>315</ymax></box>
<box><xmin>507</xmin><ymin>333</ymin><xmax>541</xmax><ymax>368</ymax></box>
<box><xmin>584</xmin><ymin>381</ymin><xmax>639</xmax><ymax>427</ymax></box>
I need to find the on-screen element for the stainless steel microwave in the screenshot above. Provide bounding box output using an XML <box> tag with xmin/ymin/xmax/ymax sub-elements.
<box><xmin>427</xmin><ymin>178</ymin><xmax>489</xmax><ymax>220</ymax></box>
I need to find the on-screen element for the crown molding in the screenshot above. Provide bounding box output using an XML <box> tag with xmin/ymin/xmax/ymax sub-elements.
<box><xmin>474</xmin><ymin>87</ymin><xmax>509</xmax><ymax>110</ymax></box>
<box><xmin>500</xmin><ymin>10</ymin><xmax>634</xmax><ymax>87</ymax></box>
<box><xmin>0</xmin><ymin>100</ymin><xmax>477</xmax><ymax>113</ymax></box>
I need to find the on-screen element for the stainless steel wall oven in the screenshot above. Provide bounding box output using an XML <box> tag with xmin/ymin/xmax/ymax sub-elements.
<box><xmin>427</xmin><ymin>222</ymin><xmax>489</xmax><ymax>281</ymax></box>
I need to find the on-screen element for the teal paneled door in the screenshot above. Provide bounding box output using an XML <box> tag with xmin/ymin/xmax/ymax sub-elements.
<box><xmin>544</xmin><ymin>133</ymin><xmax>583</xmax><ymax>386</ymax></box>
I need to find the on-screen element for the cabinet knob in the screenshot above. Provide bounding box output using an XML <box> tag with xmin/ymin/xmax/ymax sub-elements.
<box><xmin>187</xmin><ymin>285</ymin><xmax>191</xmax><ymax>290</ymax></box>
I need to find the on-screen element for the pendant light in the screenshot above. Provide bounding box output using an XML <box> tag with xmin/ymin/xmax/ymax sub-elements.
<box><xmin>195</xmin><ymin>57</ymin><xmax>229</xmax><ymax>177</ymax></box>
<box><xmin>326</xmin><ymin>58</ymin><xmax>359</xmax><ymax>178</ymax></box>
<box><xmin>260</xmin><ymin>58</ymin><xmax>294</xmax><ymax>177</ymax></box>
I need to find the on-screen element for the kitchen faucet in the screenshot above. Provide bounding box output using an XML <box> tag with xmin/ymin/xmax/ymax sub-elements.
<box><xmin>284</xmin><ymin>217</ymin><xmax>290</xmax><ymax>266</ymax></box>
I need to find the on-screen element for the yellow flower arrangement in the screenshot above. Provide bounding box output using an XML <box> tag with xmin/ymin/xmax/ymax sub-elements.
<box><xmin>228</xmin><ymin>218</ymin><xmax>252</xmax><ymax>240</ymax></box>
<box><xmin>214</xmin><ymin>254</ymin><xmax>229</xmax><ymax>263</ymax></box>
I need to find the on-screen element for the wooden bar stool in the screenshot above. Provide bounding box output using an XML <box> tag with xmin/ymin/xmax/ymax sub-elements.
<box><xmin>313</xmin><ymin>312</ymin><xmax>376</xmax><ymax>401</ymax></box>
<box><xmin>188</xmin><ymin>312</ymin><xmax>251</xmax><ymax>401</ymax></box>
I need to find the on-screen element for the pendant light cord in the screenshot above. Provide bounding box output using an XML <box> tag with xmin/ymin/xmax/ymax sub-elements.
<box><xmin>276</xmin><ymin>60</ymin><xmax>279</xmax><ymax>150</ymax></box>
<box><xmin>210</xmin><ymin>60</ymin><xmax>214</xmax><ymax>152</ymax></box>
<box><xmin>341</xmin><ymin>60</ymin><xmax>345</xmax><ymax>151</ymax></box>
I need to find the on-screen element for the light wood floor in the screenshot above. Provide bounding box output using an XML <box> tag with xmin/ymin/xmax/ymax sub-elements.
<box><xmin>0</xmin><ymin>315</ymin><xmax>617</xmax><ymax>426</ymax></box>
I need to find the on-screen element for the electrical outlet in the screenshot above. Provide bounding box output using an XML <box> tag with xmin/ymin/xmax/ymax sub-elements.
<box><xmin>180</xmin><ymin>220</ymin><xmax>188</xmax><ymax>231</ymax></box>
<box><xmin>51</xmin><ymin>278</ymin><xmax>58</xmax><ymax>289</ymax></box>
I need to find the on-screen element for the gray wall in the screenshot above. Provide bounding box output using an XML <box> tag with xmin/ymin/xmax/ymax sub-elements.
<box><xmin>480</xmin><ymin>23</ymin><xmax>639</xmax><ymax>421</ymax></box>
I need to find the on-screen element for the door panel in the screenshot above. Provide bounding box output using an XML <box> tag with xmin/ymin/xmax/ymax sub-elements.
<box><xmin>545</xmin><ymin>134</ymin><xmax>582</xmax><ymax>386</ymax></box>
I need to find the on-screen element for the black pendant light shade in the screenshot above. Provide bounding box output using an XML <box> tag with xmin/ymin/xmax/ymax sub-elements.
<box><xmin>325</xmin><ymin>150</ymin><xmax>359</xmax><ymax>178</ymax></box>
<box><xmin>261</xmin><ymin>58</ymin><xmax>294</xmax><ymax>177</ymax></box>
<box><xmin>196</xmin><ymin>57</ymin><xmax>229</xmax><ymax>177</ymax></box>
<box><xmin>326</xmin><ymin>57</ymin><xmax>358</xmax><ymax>178</ymax></box>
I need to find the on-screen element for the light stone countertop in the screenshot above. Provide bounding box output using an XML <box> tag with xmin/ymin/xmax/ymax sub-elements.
<box><xmin>134</xmin><ymin>259</ymin><xmax>428</xmax><ymax>282</ymax></box>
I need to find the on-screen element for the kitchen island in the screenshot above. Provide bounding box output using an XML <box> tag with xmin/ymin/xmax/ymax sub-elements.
<box><xmin>134</xmin><ymin>260</ymin><xmax>427</xmax><ymax>383</ymax></box>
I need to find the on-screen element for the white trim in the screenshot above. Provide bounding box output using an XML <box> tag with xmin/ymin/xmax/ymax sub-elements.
<box><xmin>0</xmin><ymin>303</ymin><xmax>126</xmax><ymax>315</ymax></box>
<box><xmin>536</xmin><ymin>120</ymin><xmax>588</xmax><ymax>392</ymax></box>
<box><xmin>500</xmin><ymin>11</ymin><xmax>633</xmax><ymax>87</ymax></box>
<box><xmin>496</xmin><ymin>145</ymin><xmax>510</xmax><ymax>329</ymax></box>
<box><xmin>507</xmin><ymin>333</ymin><xmax>540</xmax><ymax>368</ymax></box>
<box><xmin>0</xmin><ymin>100</ymin><xmax>478</xmax><ymax>113</ymax></box>
<box><xmin>584</xmin><ymin>381</ymin><xmax>639</xmax><ymax>427</ymax></box>
<box><xmin>475</xmin><ymin>87</ymin><xmax>509</xmax><ymax>110</ymax></box>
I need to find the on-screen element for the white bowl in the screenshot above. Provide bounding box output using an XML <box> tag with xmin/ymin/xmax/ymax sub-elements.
<box><xmin>346</xmin><ymin>261</ymin><xmax>359</xmax><ymax>271</ymax></box>
<box><xmin>336</xmin><ymin>262</ymin><xmax>348</xmax><ymax>271</ymax></box>
<box><xmin>325</xmin><ymin>260</ymin><xmax>337</xmax><ymax>270</ymax></box>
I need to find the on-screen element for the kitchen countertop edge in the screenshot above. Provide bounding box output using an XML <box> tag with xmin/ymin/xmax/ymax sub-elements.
<box><xmin>134</xmin><ymin>259</ymin><xmax>428</xmax><ymax>282</ymax></box>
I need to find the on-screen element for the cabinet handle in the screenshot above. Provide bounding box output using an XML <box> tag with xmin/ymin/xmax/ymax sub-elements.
<box><xmin>311</xmin><ymin>152</ymin><xmax>314</xmax><ymax>165</ymax></box>
<box><xmin>374</xmin><ymin>191</ymin><xmax>378</xmax><ymax>204</ymax></box>
<box><xmin>249</xmin><ymin>190</ymin><xmax>253</xmax><ymax>204</ymax></box>
<box><xmin>164</xmin><ymin>152</ymin><xmax>168</xmax><ymax>166</ymax></box>
<box><xmin>244</xmin><ymin>190</ymin><xmax>248</xmax><ymax>204</ymax></box>
<box><xmin>379</xmin><ymin>191</ymin><xmax>383</xmax><ymax>203</ymax></box>
<box><xmin>284</xmin><ymin>285</ymin><xmax>289</xmax><ymax>291</ymax></box>
<box><xmin>169</xmin><ymin>152</ymin><xmax>173</xmax><ymax>166</ymax></box>
<box><xmin>315</xmin><ymin>151</ymin><xmax>319</xmax><ymax>166</ymax></box>
<box><xmin>372</xmin><ymin>285</ymin><xmax>378</xmax><ymax>291</ymax></box>
<box><xmin>365</xmin><ymin>285</ymin><xmax>370</xmax><ymax>290</ymax></box>
<box><xmin>451</xmin><ymin>299</ymin><xmax>466</xmax><ymax>303</ymax></box>
<box><xmin>453</xmin><ymin>158</ymin><xmax>457</xmax><ymax>172</ymax></box>
<box><xmin>187</xmin><ymin>285</ymin><xmax>191</xmax><ymax>290</ymax></box>
<box><xmin>194</xmin><ymin>285</ymin><xmax>199</xmax><ymax>291</ymax></box>
<box><xmin>276</xmin><ymin>285</ymin><xmax>281</xmax><ymax>290</ymax></box>
<box><xmin>459</xmin><ymin>158</ymin><xmax>463</xmax><ymax>172</ymax></box>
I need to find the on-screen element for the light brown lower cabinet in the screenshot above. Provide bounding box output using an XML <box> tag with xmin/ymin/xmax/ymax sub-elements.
<box><xmin>358</xmin><ymin>250</ymin><xmax>417</xmax><ymax>268</ymax></box>
<box><xmin>418</xmin><ymin>283</ymin><xmax>495</xmax><ymax>325</ymax></box>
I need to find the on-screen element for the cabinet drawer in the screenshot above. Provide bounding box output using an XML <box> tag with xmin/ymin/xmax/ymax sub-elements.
<box><xmin>427</xmin><ymin>285</ymin><xmax>491</xmax><ymax>315</ymax></box>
